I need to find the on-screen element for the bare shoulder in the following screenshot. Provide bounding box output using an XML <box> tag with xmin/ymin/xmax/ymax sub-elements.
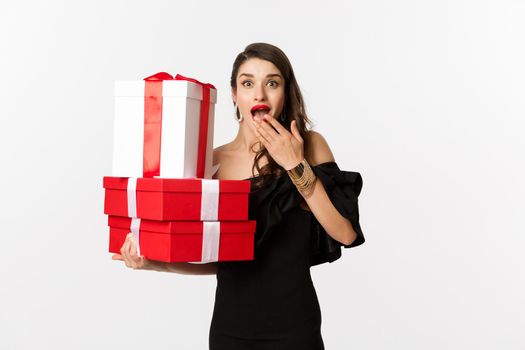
<box><xmin>212</xmin><ymin>142</ymin><xmax>254</xmax><ymax>180</ymax></box>
<box><xmin>304</xmin><ymin>130</ymin><xmax>335</xmax><ymax>166</ymax></box>
<box><xmin>213</xmin><ymin>142</ymin><xmax>234</xmax><ymax>165</ymax></box>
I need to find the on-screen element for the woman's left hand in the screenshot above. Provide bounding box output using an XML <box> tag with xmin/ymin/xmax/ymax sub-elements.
<box><xmin>253</xmin><ymin>114</ymin><xmax>304</xmax><ymax>170</ymax></box>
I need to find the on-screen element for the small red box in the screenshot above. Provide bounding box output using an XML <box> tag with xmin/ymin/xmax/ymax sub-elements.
<box><xmin>108</xmin><ymin>216</ymin><xmax>256</xmax><ymax>262</ymax></box>
<box><xmin>103</xmin><ymin>177</ymin><xmax>251</xmax><ymax>221</ymax></box>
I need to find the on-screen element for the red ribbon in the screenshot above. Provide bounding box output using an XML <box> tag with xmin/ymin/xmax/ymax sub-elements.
<box><xmin>143</xmin><ymin>72</ymin><xmax>172</xmax><ymax>177</ymax></box>
<box><xmin>142</xmin><ymin>72</ymin><xmax>215</xmax><ymax>178</ymax></box>
<box><xmin>175</xmin><ymin>74</ymin><xmax>215</xmax><ymax>178</ymax></box>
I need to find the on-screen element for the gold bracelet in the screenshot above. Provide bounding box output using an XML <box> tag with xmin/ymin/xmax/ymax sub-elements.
<box><xmin>287</xmin><ymin>158</ymin><xmax>317</xmax><ymax>198</ymax></box>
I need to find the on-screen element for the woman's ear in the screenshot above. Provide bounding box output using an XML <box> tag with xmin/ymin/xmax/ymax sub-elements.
<box><xmin>231</xmin><ymin>90</ymin><xmax>237</xmax><ymax>105</ymax></box>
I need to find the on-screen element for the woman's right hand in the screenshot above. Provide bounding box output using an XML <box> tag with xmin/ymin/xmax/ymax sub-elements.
<box><xmin>111</xmin><ymin>233</ymin><xmax>217</xmax><ymax>275</ymax></box>
<box><xmin>112</xmin><ymin>233</ymin><xmax>149</xmax><ymax>270</ymax></box>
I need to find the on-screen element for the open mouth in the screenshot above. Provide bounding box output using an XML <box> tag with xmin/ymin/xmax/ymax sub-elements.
<box><xmin>250</xmin><ymin>104</ymin><xmax>270</xmax><ymax>119</ymax></box>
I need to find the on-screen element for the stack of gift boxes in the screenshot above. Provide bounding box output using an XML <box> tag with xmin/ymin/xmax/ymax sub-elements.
<box><xmin>103</xmin><ymin>72</ymin><xmax>256</xmax><ymax>263</ymax></box>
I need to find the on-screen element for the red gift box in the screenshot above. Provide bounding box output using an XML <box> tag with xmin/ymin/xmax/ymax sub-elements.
<box><xmin>103</xmin><ymin>177</ymin><xmax>251</xmax><ymax>221</ymax></box>
<box><xmin>108</xmin><ymin>216</ymin><xmax>256</xmax><ymax>262</ymax></box>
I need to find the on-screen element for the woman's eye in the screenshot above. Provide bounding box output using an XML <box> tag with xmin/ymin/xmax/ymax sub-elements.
<box><xmin>267</xmin><ymin>80</ymin><xmax>279</xmax><ymax>87</ymax></box>
<box><xmin>242</xmin><ymin>81</ymin><xmax>253</xmax><ymax>87</ymax></box>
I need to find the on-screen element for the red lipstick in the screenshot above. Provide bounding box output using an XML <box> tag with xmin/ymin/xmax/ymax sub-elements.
<box><xmin>250</xmin><ymin>104</ymin><xmax>270</xmax><ymax>112</ymax></box>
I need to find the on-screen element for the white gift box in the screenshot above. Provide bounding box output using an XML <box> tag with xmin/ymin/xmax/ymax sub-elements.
<box><xmin>112</xmin><ymin>74</ymin><xmax>217</xmax><ymax>179</ymax></box>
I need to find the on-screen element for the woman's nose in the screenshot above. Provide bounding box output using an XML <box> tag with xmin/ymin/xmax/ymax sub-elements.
<box><xmin>253</xmin><ymin>83</ymin><xmax>267</xmax><ymax>101</ymax></box>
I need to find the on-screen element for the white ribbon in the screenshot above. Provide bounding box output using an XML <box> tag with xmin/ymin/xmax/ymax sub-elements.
<box><xmin>201</xmin><ymin>221</ymin><xmax>220</xmax><ymax>262</ymax></box>
<box><xmin>200</xmin><ymin>179</ymin><xmax>219</xmax><ymax>221</ymax></box>
<box><xmin>127</xmin><ymin>177</ymin><xmax>138</xmax><ymax>217</ymax></box>
<box><xmin>130</xmin><ymin>218</ymin><xmax>141</xmax><ymax>256</ymax></box>
<box><xmin>127</xmin><ymin>177</ymin><xmax>141</xmax><ymax>255</ymax></box>
<box><xmin>126</xmin><ymin>177</ymin><xmax>220</xmax><ymax>260</ymax></box>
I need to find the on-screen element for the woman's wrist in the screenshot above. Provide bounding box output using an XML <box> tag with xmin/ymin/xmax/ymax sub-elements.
<box><xmin>287</xmin><ymin>158</ymin><xmax>317</xmax><ymax>198</ymax></box>
<box><xmin>138</xmin><ymin>259</ymin><xmax>217</xmax><ymax>275</ymax></box>
<box><xmin>141</xmin><ymin>258</ymin><xmax>164</xmax><ymax>271</ymax></box>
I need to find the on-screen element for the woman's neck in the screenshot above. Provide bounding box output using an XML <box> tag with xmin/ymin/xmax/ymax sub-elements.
<box><xmin>231</xmin><ymin>123</ymin><xmax>260</xmax><ymax>154</ymax></box>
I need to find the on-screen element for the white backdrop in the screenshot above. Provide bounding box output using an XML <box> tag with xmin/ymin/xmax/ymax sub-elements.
<box><xmin>1</xmin><ymin>1</ymin><xmax>524</xmax><ymax>349</ymax></box>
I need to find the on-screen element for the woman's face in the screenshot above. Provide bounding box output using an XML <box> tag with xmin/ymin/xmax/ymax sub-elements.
<box><xmin>233</xmin><ymin>58</ymin><xmax>285</xmax><ymax>132</ymax></box>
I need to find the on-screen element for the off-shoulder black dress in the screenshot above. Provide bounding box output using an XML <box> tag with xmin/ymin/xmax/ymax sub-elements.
<box><xmin>209</xmin><ymin>162</ymin><xmax>365</xmax><ymax>350</ymax></box>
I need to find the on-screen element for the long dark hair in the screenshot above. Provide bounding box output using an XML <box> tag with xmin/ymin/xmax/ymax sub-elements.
<box><xmin>230</xmin><ymin>43</ymin><xmax>313</xmax><ymax>187</ymax></box>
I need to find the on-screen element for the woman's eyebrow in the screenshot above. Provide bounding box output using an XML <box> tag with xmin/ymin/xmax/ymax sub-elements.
<box><xmin>238</xmin><ymin>73</ymin><xmax>282</xmax><ymax>79</ymax></box>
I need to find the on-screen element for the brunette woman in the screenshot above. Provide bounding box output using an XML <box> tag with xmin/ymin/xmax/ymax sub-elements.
<box><xmin>114</xmin><ymin>42</ymin><xmax>365</xmax><ymax>350</ymax></box>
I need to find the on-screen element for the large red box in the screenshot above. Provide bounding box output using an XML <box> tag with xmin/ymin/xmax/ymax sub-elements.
<box><xmin>108</xmin><ymin>216</ymin><xmax>256</xmax><ymax>262</ymax></box>
<box><xmin>103</xmin><ymin>177</ymin><xmax>251</xmax><ymax>221</ymax></box>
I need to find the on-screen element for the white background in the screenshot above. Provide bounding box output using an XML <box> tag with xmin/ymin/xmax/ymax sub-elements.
<box><xmin>1</xmin><ymin>0</ymin><xmax>524</xmax><ymax>349</ymax></box>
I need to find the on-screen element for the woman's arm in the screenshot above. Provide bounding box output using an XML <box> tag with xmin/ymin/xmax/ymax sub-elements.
<box><xmin>141</xmin><ymin>259</ymin><xmax>218</xmax><ymax>275</ymax></box>
<box><xmin>301</xmin><ymin>131</ymin><xmax>358</xmax><ymax>246</ymax></box>
<box><xmin>302</xmin><ymin>180</ymin><xmax>358</xmax><ymax>246</ymax></box>
<box><xmin>253</xmin><ymin>113</ymin><xmax>358</xmax><ymax>246</ymax></box>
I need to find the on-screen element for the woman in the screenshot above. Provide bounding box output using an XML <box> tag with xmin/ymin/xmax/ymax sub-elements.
<box><xmin>113</xmin><ymin>42</ymin><xmax>365</xmax><ymax>349</ymax></box>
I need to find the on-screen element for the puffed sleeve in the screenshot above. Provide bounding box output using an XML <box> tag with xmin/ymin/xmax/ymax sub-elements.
<box><xmin>309</xmin><ymin>162</ymin><xmax>365</xmax><ymax>266</ymax></box>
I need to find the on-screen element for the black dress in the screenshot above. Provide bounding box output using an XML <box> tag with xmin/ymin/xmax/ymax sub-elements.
<box><xmin>209</xmin><ymin>162</ymin><xmax>365</xmax><ymax>350</ymax></box>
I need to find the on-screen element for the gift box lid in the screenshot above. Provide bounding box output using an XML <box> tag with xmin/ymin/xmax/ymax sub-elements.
<box><xmin>115</xmin><ymin>80</ymin><xmax>217</xmax><ymax>104</ymax></box>
<box><xmin>108</xmin><ymin>216</ymin><xmax>256</xmax><ymax>234</ymax></box>
<box><xmin>103</xmin><ymin>176</ymin><xmax>251</xmax><ymax>193</ymax></box>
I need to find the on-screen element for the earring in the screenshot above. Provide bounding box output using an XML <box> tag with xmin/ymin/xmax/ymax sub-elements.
<box><xmin>234</xmin><ymin>103</ymin><xmax>244</xmax><ymax>123</ymax></box>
